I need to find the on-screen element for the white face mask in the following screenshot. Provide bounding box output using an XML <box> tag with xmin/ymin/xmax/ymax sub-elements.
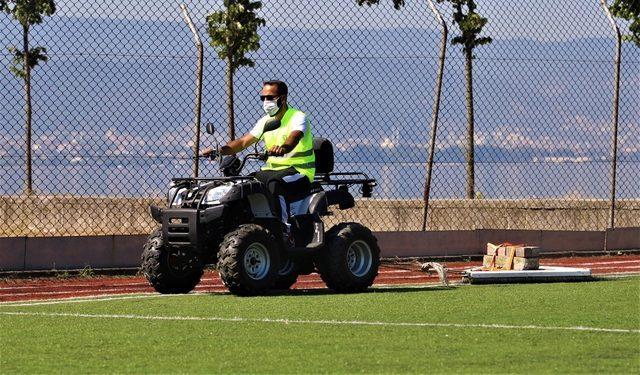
<box><xmin>262</xmin><ymin>98</ymin><xmax>280</xmax><ymax>116</ymax></box>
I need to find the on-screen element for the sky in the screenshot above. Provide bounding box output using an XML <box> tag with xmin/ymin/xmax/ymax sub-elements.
<box><xmin>42</xmin><ymin>0</ymin><xmax>620</xmax><ymax>40</ymax></box>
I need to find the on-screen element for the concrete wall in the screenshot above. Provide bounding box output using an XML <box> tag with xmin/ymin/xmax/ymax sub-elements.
<box><xmin>1</xmin><ymin>195</ymin><xmax>637</xmax><ymax>271</ymax></box>
<box><xmin>1</xmin><ymin>228</ymin><xmax>638</xmax><ymax>271</ymax></box>
<box><xmin>375</xmin><ymin>228</ymin><xmax>640</xmax><ymax>257</ymax></box>
<box><xmin>1</xmin><ymin>196</ymin><xmax>638</xmax><ymax>236</ymax></box>
<box><xmin>0</xmin><ymin>235</ymin><xmax>145</xmax><ymax>271</ymax></box>
<box><xmin>0</xmin><ymin>195</ymin><xmax>164</xmax><ymax>237</ymax></box>
<box><xmin>332</xmin><ymin>199</ymin><xmax>640</xmax><ymax>231</ymax></box>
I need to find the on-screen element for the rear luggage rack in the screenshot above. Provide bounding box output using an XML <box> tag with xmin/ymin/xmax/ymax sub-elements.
<box><xmin>315</xmin><ymin>172</ymin><xmax>377</xmax><ymax>198</ymax></box>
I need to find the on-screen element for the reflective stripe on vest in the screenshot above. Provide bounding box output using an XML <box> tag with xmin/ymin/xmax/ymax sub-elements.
<box><xmin>262</xmin><ymin>107</ymin><xmax>315</xmax><ymax>182</ymax></box>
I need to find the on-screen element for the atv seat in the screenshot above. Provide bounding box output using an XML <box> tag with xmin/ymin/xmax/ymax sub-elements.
<box><xmin>289</xmin><ymin>137</ymin><xmax>357</xmax><ymax>217</ymax></box>
<box><xmin>313</xmin><ymin>137</ymin><xmax>334</xmax><ymax>176</ymax></box>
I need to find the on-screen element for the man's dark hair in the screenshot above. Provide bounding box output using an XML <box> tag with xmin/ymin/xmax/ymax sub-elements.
<box><xmin>263</xmin><ymin>80</ymin><xmax>288</xmax><ymax>96</ymax></box>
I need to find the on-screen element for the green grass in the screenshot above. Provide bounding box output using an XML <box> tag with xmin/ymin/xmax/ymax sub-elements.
<box><xmin>1</xmin><ymin>278</ymin><xmax>639</xmax><ymax>374</ymax></box>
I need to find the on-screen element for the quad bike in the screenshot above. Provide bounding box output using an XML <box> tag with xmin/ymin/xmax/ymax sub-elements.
<box><xmin>141</xmin><ymin>120</ymin><xmax>380</xmax><ymax>296</ymax></box>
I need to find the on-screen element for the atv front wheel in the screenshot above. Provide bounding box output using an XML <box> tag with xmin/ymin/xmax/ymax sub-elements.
<box><xmin>316</xmin><ymin>223</ymin><xmax>380</xmax><ymax>293</ymax></box>
<box><xmin>141</xmin><ymin>228</ymin><xmax>204</xmax><ymax>294</ymax></box>
<box><xmin>217</xmin><ymin>224</ymin><xmax>281</xmax><ymax>296</ymax></box>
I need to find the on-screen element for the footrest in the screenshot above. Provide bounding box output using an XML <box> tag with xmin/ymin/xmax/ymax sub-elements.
<box><xmin>309</xmin><ymin>221</ymin><xmax>324</xmax><ymax>248</ymax></box>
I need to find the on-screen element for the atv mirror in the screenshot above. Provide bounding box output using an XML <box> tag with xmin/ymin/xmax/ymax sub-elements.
<box><xmin>263</xmin><ymin>118</ymin><xmax>281</xmax><ymax>133</ymax></box>
<box><xmin>205</xmin><ymin>123</ymin><xmax>215</xmax><ymax>135</ymax></box>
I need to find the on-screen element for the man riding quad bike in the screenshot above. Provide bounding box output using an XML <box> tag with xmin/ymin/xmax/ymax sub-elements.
<box><xmin>141</xmin><ymin>80</ymin><xmax>380</xmax><ymax>296</ymax></box>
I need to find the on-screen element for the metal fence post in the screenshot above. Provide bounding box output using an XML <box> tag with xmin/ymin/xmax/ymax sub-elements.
<box><xmin>421</xmin><ymin>0</ymin><xmax>448</xmax><ymax>231</ymax></box>
<box><xmin>180</xmin><ymin>4</ymin><xmax>204</xmax><ymax>178</ymax></box>
<box><xmin>599</xmin><ymin>0</ymin><xmax>621</xmax><ymax>232</ymax></box>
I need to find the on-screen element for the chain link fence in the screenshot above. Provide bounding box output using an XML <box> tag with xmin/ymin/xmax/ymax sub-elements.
<box><xmin>1</xmin><ymin>0</ymin><xmax>638</xmax><ymax>236</ymax></box>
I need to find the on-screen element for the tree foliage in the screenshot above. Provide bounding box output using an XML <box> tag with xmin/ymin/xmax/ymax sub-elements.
<box><xmin>437</xmin><ymin>0</ymin><xmax>491</xmax><ymax>54</ymax></box>
<box><xmin>8</xmin><ymin>45</ymin><xmax>47</xmax><ymax>78</ymax></box>
<box><xmin>206</xmin><ymin>0</ymin><xmax>265</xmax><ymax>73</ymax></box>
<box><xmin>610</xmin><ymin>0</ymin><xmax>640</xmax><ymax>46</ymax></box>
<box><xmin>1</xmin><ymin>0</ymin><xmax>56</xmax><ymax>78</ymax></box>
<box><xmin>356</xmin><ymin>0</ymin><xmax>405</xmax><ymax>10</ymax></box>
<box><xmin>0</xmin><ymin>0</ymin><xmax>55</xmax><ymax>25</ymax></box>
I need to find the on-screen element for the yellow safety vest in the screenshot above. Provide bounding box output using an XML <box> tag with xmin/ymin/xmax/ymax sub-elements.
<box><xmin>262</xmin><ymin>107</ymin><xmax>315</xmax><ymax>182</ymax></box>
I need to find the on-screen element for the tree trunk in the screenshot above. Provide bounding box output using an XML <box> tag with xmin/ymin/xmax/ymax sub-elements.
<box><xmin>226</xmin><ymin>55</ymin><xmax>235</xmax><ymax>141</ymax></box>
<box><xmin>464</xmin><ymin>46</ymin><xmax>475</xmax><ymax>199</ymax></box>
<box><xmin>23</xmin><ymin>24</ymin><xmax>33</xmax><ymax>195</ymax></box>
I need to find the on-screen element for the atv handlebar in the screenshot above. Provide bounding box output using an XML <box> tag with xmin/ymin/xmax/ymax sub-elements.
<box><xmin>196</xmin><ymin>150</ymin><xmax>271</xmax><ymax>177</ymax></box>
<box><xmin>196</xmin><ymin>147</ymin><xmax>220</xmax><ymax>161</ymax></box>
<box><xmin>237</xmin><ymin>151</ymin><xmax>269</xmax><ymax>173</ymax></box>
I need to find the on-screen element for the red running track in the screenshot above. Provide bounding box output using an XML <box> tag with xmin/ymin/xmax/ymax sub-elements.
<box><xmin>1</xmin><ymin>254</ymin><xmax>638</xmax><ymax>303</ymax></box>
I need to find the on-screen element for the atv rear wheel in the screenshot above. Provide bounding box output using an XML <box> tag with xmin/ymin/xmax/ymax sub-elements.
<box><xmin>316</xmin><ymin>223</ymin><xmax>380</xmax><ymax>293</ymax></box>
<box><xmin>141</xmin><ymin>228</ymin><xmax>203</xmax><ymax>294</ymax></box>
<box><xmin>217</xmin><ymin>224</ymin><xmax>281</xmax><ymax>296</ymax></box>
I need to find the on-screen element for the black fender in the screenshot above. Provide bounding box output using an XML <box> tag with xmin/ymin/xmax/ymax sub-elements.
<box><xmin>216</xmin><ymin>180</ymin><xmax>278</xmax><ymax>219</ymax></box>
<box><xmin>218</xmin><ymin>180</ymin><xmax>272</xmax><ymax>203</ymax></box>
<box><xmin>149</xmin><ymin>205</ymin><xmax>163</xmax><ymax>223</ymax></box>
<box><xmin>309</xmin><ymin>189</ymin><xmax>355</xmax><ymax>215</ymax></box>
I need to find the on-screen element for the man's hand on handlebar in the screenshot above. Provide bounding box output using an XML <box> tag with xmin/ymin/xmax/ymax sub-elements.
<box><xmin>200</xmin><ymin>147</ymin><xmax>218</xmax><ymax>159</ymax></box>
<box><xmin>201</xmin><ymin>143</ymin><xmax>289</xmax><ymax>161</ymax></box>
<box><xmin>267</xmin><ymin>144</ymin><xmax>291</xmax><ymax>157</ymax></box>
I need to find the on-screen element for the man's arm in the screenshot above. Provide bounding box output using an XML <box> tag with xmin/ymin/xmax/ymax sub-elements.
<box><xmin>268</xmin><ymin>131</ymin><xmax>303</xmax><ymax>156</ymax></box>
<box><xmin>201</xmin><ymin>133</ymin><xmax>258</xmax><ymax>157</ymax></box>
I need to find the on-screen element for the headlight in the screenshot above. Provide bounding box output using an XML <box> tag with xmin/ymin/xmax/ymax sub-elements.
<box><xmin>203</xmin><ymin>184</ymin><xmax>233</xmax><ymax>205</ymax></box>
<box><xmin>170</xmin><ymin>188</ymin><xmax>187</xmax><ymax>207</ymax></box>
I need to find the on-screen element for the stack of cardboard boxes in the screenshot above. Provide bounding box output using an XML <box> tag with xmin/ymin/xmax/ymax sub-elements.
<box><xmin>483</xmin><ymin>243</ymin><xmax>540</xmax><ymax>271</ymax></box>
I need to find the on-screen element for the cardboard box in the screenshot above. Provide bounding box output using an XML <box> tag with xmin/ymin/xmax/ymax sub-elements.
<box><xmin>486</xmin><ymin>243</ymin><xmax>540</xmax><ymax>258</ymax></box>
<box><xmin>482</xmin><ymin>255</ymin><xmax>540</xmax><ymax>270</ymax></box>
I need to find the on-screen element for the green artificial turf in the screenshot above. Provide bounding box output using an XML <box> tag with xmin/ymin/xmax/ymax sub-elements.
<box><xmin>1</xmin><ymin>278</ymin><xmax>639</xmax><ymax>374</ymax></box>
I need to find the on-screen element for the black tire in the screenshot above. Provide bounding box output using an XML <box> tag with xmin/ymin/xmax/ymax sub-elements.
<box><xmin>141</xmin><ymin>228</ymin><xmax>204</xmax><ymax>294</ymax></box>
<box><xmin>316</xmin><ymin>223</ymin><xmax>380</xmax><ymax>293</ymax></box>
<box><xmin>217</xmin><ymin>224</ymin><xmax>281</xmax><ymax>296</ymax></box>
<box><xmin>273</xmin><ymin>255</ymin><xmax>299</xmax><ymax>290</ymax></box>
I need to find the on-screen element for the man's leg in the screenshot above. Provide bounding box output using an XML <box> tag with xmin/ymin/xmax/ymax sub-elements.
<box><xmin>254</xmin><ymin>167</ymin><xmax>300</xmax><ymax>228</ymax></box>
<box><xmin>254</xmin><ymin>168</ymin><xmax>309</xmax><ymax>247</ymax></box>
<box><xmin>281</xmin><ymin>173</ymin><xmax>311</xmax><ymax>216</ymax></box>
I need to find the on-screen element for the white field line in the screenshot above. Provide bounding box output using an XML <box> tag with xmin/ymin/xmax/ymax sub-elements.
<box><xmin>597</xmin><ymin>273</ymin><xmax>640</xmax><ymax>279</ymax></box>
<box><xmin>0</xmin><ymin>269</ymin><xmax>413</xmax><ymax>291</ymax></box>
<box><xmin>0</xmin><ymin>310</ymin><xmax>637</xmax><ymax>334</ymax></box>
<box><xmin>1</xmin><ymin>264</ymin><xmax>635</xmax><ymax>299</ymax></box>
<box><xmin>0</xmin><ymin>275</ymin><xmax>438</xmax><ymax>297</ymax></box>
<box><xmin>0</xmin><ymin>284</ymin><xmax>229</xmax><ymax>298</ymax></box>
<box><xmin>0</xmin><ymin>275</ymin><xmax>431</xmax><ymax>294</ymax></box>
<box><xmin>373</xmin><ymin>282</ymin><xmax>459</xmax><ymax>288</ymax></box>
<box><xmin>591</xmin><ymin>265</ymin><xmax>640</xmax><ymax>270</ymax></box>
<box><xmin>548</xmin><ymin>260</ymin><xmax>640</xmax><ymax>267</ymax></box>
<box><xmin>0</xmin><ymin>274</ymin><xmax>429</xmax><ymax>293</ymax></box>
<box><xmin>0</xmin><ymin>282</ymin><xmax>153</xmax><ymax>291</ymax></box>
<box><xmin>8</xmin><ymin>264</ymin><xmax>636</xmax><ymax>294</ymax></box>
<box><xmin>371</xmin><ymin>274</ymin><xmax>432</xmax><ymax>280</ymax></box>
<box><xmin>0</xmin><ymin>279</ymin><xmax>230</xmax><ymax>291</ymax></box>
<box><xmin>0</xmin><ymin>283</ymin><xmax>224</xmax><ymax>297</ymax></box>
<box><xmin>595</xmin><ymin>271</ymin><xmax>640</xmax><ymax>276</ymax></box>
<box><xmin>0</xmin><ymin>293</ymin><xmax>169</xmax><ymax>307</ymax></box>
<box><xmin>0</xmin><ymin>288</ymin><xmax>159</xmax><ymax>298</ymax></box>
